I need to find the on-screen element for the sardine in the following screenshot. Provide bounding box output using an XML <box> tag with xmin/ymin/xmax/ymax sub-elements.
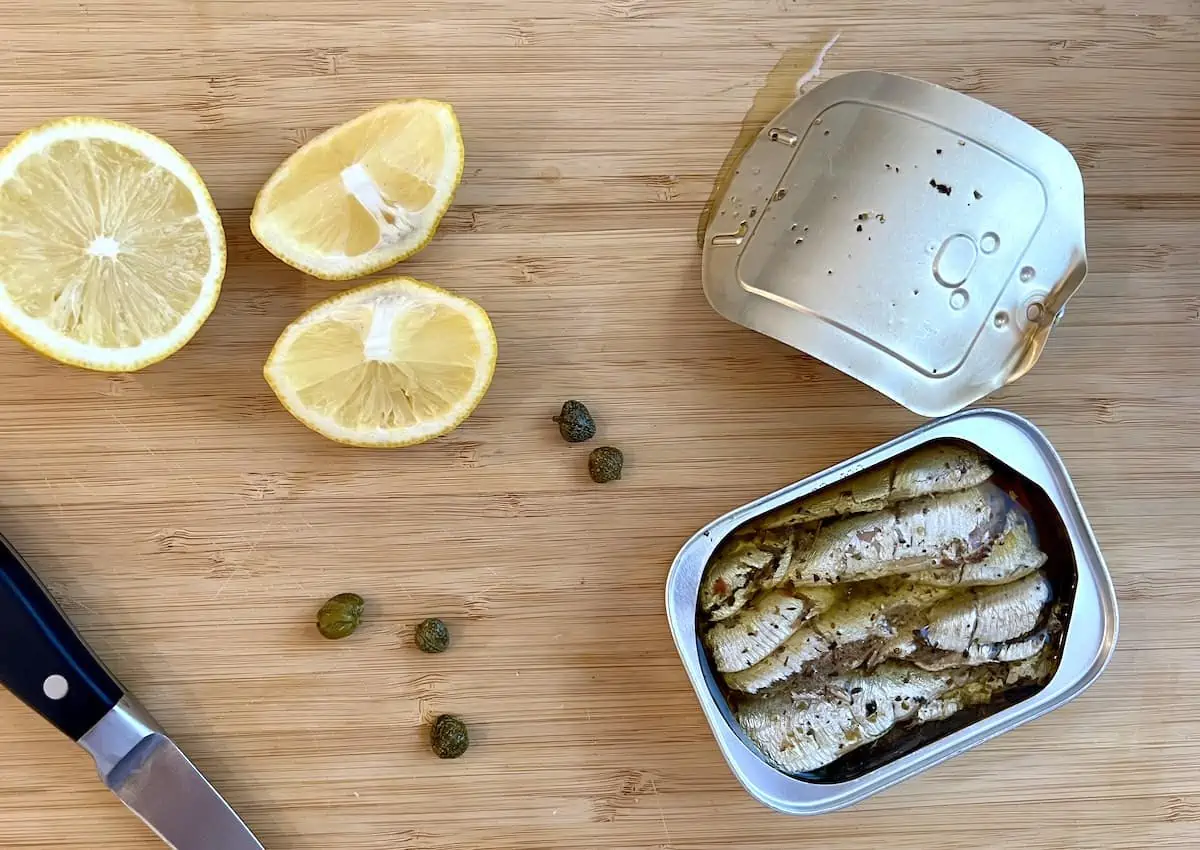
<box><xmin>737</xmin><ymin>655</ymin><xmax>1049</xmax><ymax>773</ymax></box>
<box><xmin>910</xmin><ymin>511</ymin><xmax>1046</xmax><ymax>587</ymax></box>
<box><xmin>921</xmin><ymin>571</ymin><xmax>1052</xmax><ymax>651</ymax></box>
<box><xmin>700</xmin><ymin>529</ymin><xmax>801</xmax><ymax>622</ymax></box>
<box><xmin>788</xmin><ymin>485</ymin><xmax>1006</xmax><ymax>586</ymax></box>
<box><xmin>754</xmin><ymin>444</ymin><xmax>992</xmax><ymax>532</ymax></box>
<box><xmin>724</xmin><ymin>581</ymin><xmax>954</xmax><ymax>692</ymax></box>
<box><xmin>917</xmin><ymin>647</ymin><xmax>1056</xmax><ymax>719</ymax></box>
<box><xmin>900</xmin><ymin>631</ymin><xmax>1051</xmax><ymax>672</ymax></box>
<box><xmin>706</xmin><ymin>585</ymin><xmax>839</xmax><ymax>673</ymax></box>
<box><xmin>865</xmin><ymin>570</ymin><xmax>1052</xmax><ymax>670</ymax></box>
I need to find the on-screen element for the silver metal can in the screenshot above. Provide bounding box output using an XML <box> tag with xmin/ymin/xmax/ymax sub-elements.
<box><xmin>666</xmin><ymin>408</ymin><xmax>1117</xmax><ymax>814</ymax></box>
<box><xmin>702</xmin><ymin>72</ymin><xmax>1088</xmax><ymax>416</ymax></box>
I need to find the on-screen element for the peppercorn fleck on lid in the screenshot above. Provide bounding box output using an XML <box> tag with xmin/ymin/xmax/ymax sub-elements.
<box><xmin>702</xmin><ymin>71</ymin><xmax>1087</xmax><ymax>417</ymax></box>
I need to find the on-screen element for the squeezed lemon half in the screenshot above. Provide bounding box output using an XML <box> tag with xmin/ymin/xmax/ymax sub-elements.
<box><xmin>264</xmin><ymin>277</ymin><xmax>496</xmax><ymax>447</ymax></box>
<box><xmin>0</xmin><ymin>117</ymin><xmax>225</xmax><ymax>371</ymax></box>
<box><xmin>251</xmin><ymin>100</ymin><xmax>464</xmax><ymax>280</ymax></box>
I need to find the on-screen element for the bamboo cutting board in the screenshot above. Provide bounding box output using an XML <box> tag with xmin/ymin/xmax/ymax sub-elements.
<box><xmin>0</xmin><ymin>1</ymin><xmax>1198</xmax><ymax>848</ymax></box>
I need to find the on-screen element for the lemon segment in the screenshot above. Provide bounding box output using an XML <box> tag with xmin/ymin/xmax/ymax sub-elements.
<box><xmin>251</xmin><ymin>100</ymin><xmax>463</xmax><ymax>280</ymax></box>
<box><xmin>0</xmin><ymin>117</ymin><xmax>225</xmax><ymax>371</ymax></box>
<box><xmin>264</xmin><ymin>277</ymin><xmax>496</xmax><ymax>446</ymax></box>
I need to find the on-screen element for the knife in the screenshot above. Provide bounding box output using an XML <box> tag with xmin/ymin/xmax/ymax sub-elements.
<box><xmin>0</xmin><ymin>533</ymin><xmax>265</xmax><ymax>849</ymax></box>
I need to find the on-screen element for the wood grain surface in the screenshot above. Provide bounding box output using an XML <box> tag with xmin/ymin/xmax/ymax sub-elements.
<box><xmin>0</xmin><ymin>1</ymin><xmax>1198</xmax><ymax>848</ymax></box>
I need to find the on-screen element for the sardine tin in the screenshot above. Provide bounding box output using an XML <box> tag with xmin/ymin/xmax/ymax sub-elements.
<box><xmin>702</xmin><ymin>72</ymin><xmax>1087</xmax><ymax>417</ymax></box>
<box><xmin>665</xmin><ymin>409</ymin><xmax>1117</xmax><ymax>815</ymax></box>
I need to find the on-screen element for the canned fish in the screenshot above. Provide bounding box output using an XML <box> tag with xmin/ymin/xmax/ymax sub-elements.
<box><xmin>665</xmin><ymin>409</ymin><xmax>1117</xmax><ymax>814</ymax></box>
<box><xmin>701</xmin><ymin>72</ymin><xmax>1088</xmax><ymax>417</ymax></box>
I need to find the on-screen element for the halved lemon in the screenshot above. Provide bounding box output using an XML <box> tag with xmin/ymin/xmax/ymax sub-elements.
<box><xmin>264</xmin><ymin>277</ymin><xmax>497</xmax><ymax>447</ymax></box>
<box><xmin>0</xmin><ymin>117</ymin><xmax>225</xmax><ymax>371</ymax></box>
<box><xmin>251</xmin><ymin>100</ymin><xmax>464</xmax><ymax>281</ymax></box>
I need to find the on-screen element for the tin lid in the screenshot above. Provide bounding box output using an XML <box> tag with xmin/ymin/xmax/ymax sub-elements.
<box><xmin>702</xmin><ymin>71</ymin><xmax>1087</xmax><ymax>417</ymax></box>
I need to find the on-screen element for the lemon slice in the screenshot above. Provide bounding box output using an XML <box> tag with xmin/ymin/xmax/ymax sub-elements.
<box><xmin>0</xmin><ymin>117</ymin><xmax>225</xmax><ymax>371</ymax></box>
<box><xmin>251</xmin><ymin>100</ymin><xmax>464</xmax><ymax>280</ymax></box>
<box><xmin>264</xmin><ymin>277</ymin><xmax>496</xmax><ymax>447</ymax></box>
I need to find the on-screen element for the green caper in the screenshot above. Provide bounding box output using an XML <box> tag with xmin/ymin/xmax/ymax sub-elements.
<box><xmin>414</xmin><ymin>617</ymin><xmax>450</xmax><ymax>653</ymax></box>
<box><xmin>553</xmin><ymin>400</ymin><xmax>596</xmax><ymax>443</ymax></box>
<box><xmin>588</xmin><ymin>446</ymin><xmax>624</xmax><ymax>483</ymax></box>
<box><xmin>430</xmin><ymin>714</ymin><xmax>470</xmax><ymax>759</ymax></box>
<box><xmin>316</xmin><ymin>592</ymin><xmax>364</xmax><ymax>639</ymax></box>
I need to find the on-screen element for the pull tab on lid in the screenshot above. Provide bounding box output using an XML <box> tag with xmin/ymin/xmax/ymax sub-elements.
<box><xmin>702</xmin><ymin>71</ymin><xmax>1087</xmax><ymax>417</ymax></box>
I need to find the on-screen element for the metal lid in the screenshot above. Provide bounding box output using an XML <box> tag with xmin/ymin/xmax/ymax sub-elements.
<box><xmin>702</xmin><ymin>71</ymin><xmax>1087</xmax><ymax>416</ymax></box>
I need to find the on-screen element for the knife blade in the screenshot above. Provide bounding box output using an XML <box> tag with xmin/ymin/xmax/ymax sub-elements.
<box><xmin>0</xmin><ymin>533</ymin><xmax>265</xmax><ymax>849</ymax></box>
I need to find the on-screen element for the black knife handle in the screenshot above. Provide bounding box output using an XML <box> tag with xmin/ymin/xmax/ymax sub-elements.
<box><xmin>0</xmin><ymin>534</ymin><xmax>122</xmax><ymax>740</ymax></box>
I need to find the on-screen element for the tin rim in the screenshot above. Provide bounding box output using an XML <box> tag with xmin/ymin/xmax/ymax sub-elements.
<box><xmin>666</xmin><ymin>408</ymin><xmax>1117</xmax><ymax>814</ymax></box>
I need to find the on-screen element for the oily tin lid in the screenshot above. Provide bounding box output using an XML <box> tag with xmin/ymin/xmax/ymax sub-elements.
<box><xmin>702</xmin><ymin>71</ymin><xmax>1087</xmax><ymax>417</ymax></box>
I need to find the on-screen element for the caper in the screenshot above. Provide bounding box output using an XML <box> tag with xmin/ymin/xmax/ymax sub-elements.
<box><xmin>553</xmin><ymin>400</ymin><xmax>596</xmax><ymax>443</ymax></box>
<box><xmin>430</xmin><ymin>714</ymin><xmax>470</xmax><ymax>759</ymax></box>
<box><xmin>316</xmin><ymin>592</ymin><xmax>364</xmax><ymax>639</ymax></box>
<box><xmin>588</xmin><ymin>446</ymin><xmax>624</xmax><ymax>483</ymax></box>
<box><xmin>414</xmin><ymin>617</ymin><xmax>450</xmax><ymax>653</ymax></box>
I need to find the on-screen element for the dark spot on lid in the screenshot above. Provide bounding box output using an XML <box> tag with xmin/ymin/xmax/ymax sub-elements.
<box><xmin>856</xmin><ymin>224</ymin><xmax>863</xmax><ymax>232</ymax></box>
<box><xmin>929</xmin><ymin>179</ymin><xmax>952</xmax><ymax>196</ymax></box>
<box><xmin>823</xmin><ymin>129</ymin><xmax>830</xmax><ymax>136</ymax></box>
<box><xmin>827</xmin><ymin>270</ymin><xmax>833</xmax><ymax>275</ymax></box>
<box><xmin>936</xmin><ymin>148</ymin><xmax>943</xmax><ymax>155</ymax></box>
<box><xmin>864</xmin><ymin>700</ymin><xmax>878</xmax><ymax>715</ymax></box>
<box><xmin>974</xmin><ymin>190</ymin><xmax>983</xmax><ymax>200</ymax></box>
<box><xmin>857</xmin><ymin>212</ymin><xmax>870</xmax><ymax>221</ymax></box>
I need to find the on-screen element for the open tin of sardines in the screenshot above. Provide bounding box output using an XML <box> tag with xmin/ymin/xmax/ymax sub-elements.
<box><xmin>666</xmin><ymin>409</ymin><xmax>1117</xmax><ymax>814</ymax></box>
<box><xmin>702</xmin><ymin>71</ymin><xmax>1088</xmax><ymax>416</ymax></box>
